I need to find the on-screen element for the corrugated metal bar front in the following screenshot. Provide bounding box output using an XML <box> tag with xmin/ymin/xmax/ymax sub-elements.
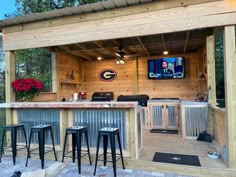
<box><xmin>168</xmin><ymin>105</ymin><xmax>176</xmax><ymax>127</ymax></box>
<box><xmin>73</xmin><ymin>109</ymin><xmax>126</xmax><ymax>149</ymax></box>
<box><xmin>152</xmin><ymin>106</ymin><xmax>162</xmax><ymax>126</ymax></box>
<box><xmin>185</xmin><ymin>107</ymin><xmax>208</xmax><ymax>138</ymax></box>
<box><xmin>18</xmin><ymin>109</ymin><xmax>60</xmax><ymax>144</ymax></box>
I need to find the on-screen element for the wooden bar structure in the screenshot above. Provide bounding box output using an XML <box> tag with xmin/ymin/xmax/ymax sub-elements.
<box><xmin>0</xmin><ymin>0</ymin><xmax>236</xmax><ymax>176</ymax></box>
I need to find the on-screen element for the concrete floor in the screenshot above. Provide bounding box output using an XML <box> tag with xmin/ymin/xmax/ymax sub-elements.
<box><xmin>0</xmin><ymin>156</ymin><xmax>193</xmax><ymax>177</ymax></box>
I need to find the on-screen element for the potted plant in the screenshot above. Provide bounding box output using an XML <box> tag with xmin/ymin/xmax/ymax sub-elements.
<box><xmin>12</xmin><ymin>78</ymin><xmax>43</xmax><ymax>102</ymax></box>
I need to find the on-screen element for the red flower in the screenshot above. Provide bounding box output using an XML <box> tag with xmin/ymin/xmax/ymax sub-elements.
<box><xmin>12</xmin><ymin>78</ymin><xmax>43</xmax><ymax>101</ymax></box>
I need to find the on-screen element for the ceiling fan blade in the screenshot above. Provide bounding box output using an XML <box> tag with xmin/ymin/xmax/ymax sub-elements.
<box><xmin>124</xmin><ymin>52</ymin><xmax>146</xmax><ymax>58</ymax></box>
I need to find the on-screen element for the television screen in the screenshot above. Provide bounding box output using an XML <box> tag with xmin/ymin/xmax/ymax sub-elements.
<box><xmin>148</xmin><ymin>57</ymin><xmax>184</xmax><ymax>79</ymax></box>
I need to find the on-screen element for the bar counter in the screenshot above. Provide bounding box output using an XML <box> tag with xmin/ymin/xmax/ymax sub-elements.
<box><xmin>0</xmin><ymin>101</ymin><xmax>143</xmax><ymax>160</ymax></box>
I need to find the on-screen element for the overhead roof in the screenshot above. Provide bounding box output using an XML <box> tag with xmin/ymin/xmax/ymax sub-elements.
<box><xmin>0</xmin><ymin>0</ymin><xmax>155</xmax><ymax>28</ymax></box>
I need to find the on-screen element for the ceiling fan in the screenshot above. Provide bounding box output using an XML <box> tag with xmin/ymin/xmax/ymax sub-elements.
<box><xmin>115</xmin><ymin>46</ymin><xmax>142</xmax><ymax>59</ymax></box>
<box><xmin>115</xmin><ymin>46</ymin><xmax>126</xmax><ymax>58</ymax></box>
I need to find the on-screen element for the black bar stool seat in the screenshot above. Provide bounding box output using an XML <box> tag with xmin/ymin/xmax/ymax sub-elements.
<box><xmin>62</xmin><ymin>126</ymin><xmax>92</xmax><ymax>174</ymax></box>
<box><xmin>0</xmin><ymin>124</ymin><xmax>27</xmax><ymax>165</ymax></box>
<box><xmin>25</xmin><ymin>125</ymin><xmax>57</xmax><ymax>169</ymax></box>
<box><xmin>94</xmin><ymin>127</ymin><xmax>125</xmax><ymax>177</ymax></box>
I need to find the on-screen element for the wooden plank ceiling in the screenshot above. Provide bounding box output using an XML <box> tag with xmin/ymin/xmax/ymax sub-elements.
<box><xmin>55</xmin><ymin>28</ymin><xmax>209</xmax><ymax>61</ymax></box>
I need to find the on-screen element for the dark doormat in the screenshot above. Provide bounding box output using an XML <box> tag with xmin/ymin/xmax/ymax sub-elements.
<box><xmin>152</xmin><ymin>152</ymin><xmax>201</xmax><ymax>166</ymax></box>
<box><xmin>150</xmin><ymin>129</ymin><xmax>178</xmax><ymax>134</ymax></box>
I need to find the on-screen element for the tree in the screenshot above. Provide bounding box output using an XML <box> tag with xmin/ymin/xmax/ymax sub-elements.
<box><xmin>215</xmin><ymin>28</ymin><xmax>225</xmax><ymax>107</ymax></box>
<box><xmin>3</xmin><ymin>0</ymin><xmax>104</xmax><ymax>92</ymax></box>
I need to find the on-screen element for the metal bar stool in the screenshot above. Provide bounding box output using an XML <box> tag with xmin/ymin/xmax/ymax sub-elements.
<box><xmin>62</xmin><ymin>126</ymin><xmax>92</xmax><ymax>174</ymax></box>
<box><xmin>25</xmin><ymin>125</ymin><xmax>57</xmax><ymax>169</ymax></box>
<box><xmin>0</xmin><ymin>124</ymin><xmax>27</xmax><ymax>165</ymax></box>
<box><xmin>94</xmin><ymin>127</ymin><xmax>125</xmax><ymax>177</ymax></box>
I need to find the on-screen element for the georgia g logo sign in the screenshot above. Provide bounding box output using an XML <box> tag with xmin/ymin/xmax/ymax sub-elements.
<box><xmin>99</xmin><ymin>69</ymin><xmax>117</xmax><ymax>82</ymax></box>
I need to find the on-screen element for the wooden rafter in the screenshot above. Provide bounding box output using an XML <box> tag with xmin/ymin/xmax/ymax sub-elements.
<box><xmin>137</xmin><ymin>37</ymin><xmax>150</xmax><ymax>56</ymax></box>
<box><xmin>184</xmin><ymin>31</ymin><xmax>190</xmax><ymax>54</ymax></box>
<box><xmin>94</xmin><ymin>41</ymin><xmax>117</xmax><ymax>58</ymax></box>
<box><xmin>75</xmin><ymin>43</ymin><xmax>102</xmax><ymax>57</ymax></box>
<box><xmin>57</xmin><ymin>46</ymin><xmax>93</xmax><ymax>60</ymax></box>
<box><xmin>55</xmin><ymin>47</ymin><xmax>81</xmax><ymax>59</ymax></box>
<box><xmin>161</xmin><ymin>34</ymin><xmax>167</xmax><ymax>51</ymax></box>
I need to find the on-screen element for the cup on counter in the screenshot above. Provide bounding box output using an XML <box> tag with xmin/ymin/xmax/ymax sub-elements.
<box><xmin>73</xmin><ymin>93</ymin><xmax>78</xmax><ymax>101</ymax></box>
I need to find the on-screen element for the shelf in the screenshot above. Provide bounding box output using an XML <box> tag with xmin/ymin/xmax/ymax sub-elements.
<box><xmin>60</xmin><ymin>81</ymin><xmax>81</xmax><ymax>88</ymax></box>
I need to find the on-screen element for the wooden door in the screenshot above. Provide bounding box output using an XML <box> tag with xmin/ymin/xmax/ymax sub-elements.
<box><xmin>148</xmin><ymin>102</ymin><xmax>164</xmax><ymax>129</ymax></box>
<box><xmin>148</xmin><ymin>102</ymin><xmax>179</xmax><ymax>130</ymax></box>
<box><xmin>166</xmin><ymin>103</ymin><xmax>179</xmax><ymax>130</ymax></box>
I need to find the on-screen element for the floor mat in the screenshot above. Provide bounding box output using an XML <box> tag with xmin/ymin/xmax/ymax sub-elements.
<box><xmin>150</xmin><ymin>129</ymin><xmax>178</xmax><ymax>134</ymax></box>
<box><xmin>152</xmin><ymin>152</ymin><xmax>201</xmax><ymax>166</ymax></box>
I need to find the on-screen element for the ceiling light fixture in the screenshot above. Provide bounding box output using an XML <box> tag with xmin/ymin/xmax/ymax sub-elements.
<box><xmin>163</xmin><ymin>50</ymin><xmax>169</xmax><ymax>55</ymax></box>
<box><xmin>116</xmin><ymin>58</ymin><xmax>125</xmax><ymax>65</ymax></box>
<box><xmin>97</xmin><ymin>57</ymin><xmax>102</xmax><ymax>60</ymax></box>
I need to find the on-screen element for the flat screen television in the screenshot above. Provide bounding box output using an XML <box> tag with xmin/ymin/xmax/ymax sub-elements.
<box><xmin>148</xmin><ymin>57</ymin><xmax>184</xmax><ymax>80</ymax></box>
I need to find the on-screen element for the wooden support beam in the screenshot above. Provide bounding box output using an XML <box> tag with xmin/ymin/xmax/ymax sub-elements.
<box><xmin>56</xmin><ymin>46</ymin><xmax>90</xmax><ymax>60</ymax></box>
<box><xmin>224</xmin><ymin>26</ymin><xmax>236</xmax><ymax>168</ymax></box>
<box><xmin>75</xmin><ymin>43</ymin><xmax>102</xmax><ymax>57</ymax></box>
<box><xmin>94</xmin><ymin>41</ymin><xmax>117</xmax><ymax>58</ymax></box>
<box><xmin>5</xmin><ymin>51</ymin><xmax>15</xmax><ymax>103</ymax></box>
<box><xmin>161</xmin><ymin>34</ymin><xmax>167</xmax><ymax>52</ymax></box>
<box><xmin>133</xmin><ymin>58</ymin><xmax>139</xmax><ymax>94</ymax></box>
<box><xmin>3</xmin><ymin>1</ymin><xmax>236</xmax><ymax>51</ymax></box>
<box><xmin>58</xmin><ymin>45</ymin><xmax>93</xmax><ymax>60</ymax></box>
<box><xmin>206</xmin><ymin>35</ymin><xmax>217</xmax><ymax>105</ymax></box>
<box><xmin>183</xmin><ymin>31</ymin><xmax>190</xmax><ymax>54</ymax></box>
<box><xmin>71</xmin><ymin>50</ymin><xmax>93</xmax><ymax>60</ymax></box>
<box><xmin>137</xmin><ymin>37</ymin><xmax>150</xmax><ymax>56</ymax></box>
<box><xmin>5</xmin><ymin>51</ymin><xmax>15</xmax><ymax>132</ymax></box>
<box><xmin>206</xmin><ymin>34</ymin><xmax>216</xmax><ymax>136</ymax></box>
<box><xmin>51</xmin><ymin>52</ymin><xmax>57</xmax><ymax>94</ymax></box>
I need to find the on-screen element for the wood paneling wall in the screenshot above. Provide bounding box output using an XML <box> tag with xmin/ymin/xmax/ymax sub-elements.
<box><xmin>138</xmin><ymin>52</ymin><xmax>204</xmax><ymax>100</ymax></box>
<box><xmin>209</xmin><ymin>105</ymin><xmax>226</xmax><ymax>154</ymax></box>
<box><xmin>83</xmin><ymin>52</ymin><xmax>204</xmax><ymax>100</ymax></box>
<box><xmin>83</xmin><ymin>59</ymin><xmax>136</xmax><ymax>100</ymax></box>
<box><xmin>56</xmin><ymin>51</ymin><xmax>81</xmax><ymax>101</ymax></box>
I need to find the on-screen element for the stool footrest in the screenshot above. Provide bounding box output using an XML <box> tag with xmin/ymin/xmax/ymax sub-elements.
<box><xmin>3</xmin><ymin>145</ymin><xmax>27</xmax><ymax>152</ymax></box>
<box><xmin>28</xmin><ymin>147</ymin><xmax>55</xmax><ymax>154</ymax></box>
<box><xmin>63</xmin><ymin>150</ymin><xmax>90</xmax><ymax>159</ymax></box>
<box><xmin>97</xmin><ymin>153</ymin><xmax>122</xmax><ymax>162</ymax></box>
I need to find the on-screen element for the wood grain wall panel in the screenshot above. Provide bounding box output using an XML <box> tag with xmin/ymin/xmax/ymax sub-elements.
<box><xmin>56</xmin><ymin>51</ymin><xmax>81</xmax><ymax>101</ymax></box>
<box><xmin>138</xmin><ymin>52</ymin><xmax>202</xmax><ymax>100</ymax></box>
<box><xmin>83</xmin><ymin>59</ymin><xmax>135</xmax><ymax>100</ymax></box>
<box><xmin>83</xmin><ymin>52</ymin><xmax>203</xmax><ymax>100</ymax></box>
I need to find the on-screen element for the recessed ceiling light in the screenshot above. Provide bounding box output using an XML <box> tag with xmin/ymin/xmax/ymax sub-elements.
<box><xmin>163</xmin><ymin>50</ymin><xmax>168</xmax><ymax>55</ymax></box>
<box><xmin>97</xmin><ymin>57</ymin><xmax>102</xmax><ymax>60</ymax></box>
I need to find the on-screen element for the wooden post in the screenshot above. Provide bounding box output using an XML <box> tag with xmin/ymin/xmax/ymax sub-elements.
<box><xmin>129</xmin><ymin>108</ymin><xmax>138</xmax><ymax>160</ymax></box>
<box><xmin>5</xmin><ymin>51</ymin><xmax>15</xmax><ymax>126</ymax></box>
<box><xmin>207</xmin><ymin>35</ymin><xmax>217</xmax><ymax>105</ymax></box>
<box><xmin>51</xmin><ymin>51</ymin><xmax>57</xmax><ymax>93</ymax></box>
<box><xmin>206</xmin><ymin>35</ymin><xmax>216</xmax><ymax>136</ymax></box>
<box><xmin>133</xmin><ymin>58</ymin><xmax>139</xmax><ymax>94</ymax></box>
<box><xmin>224</xmin><ymin>26</ymin><xmax>236</xmax><ymax>168</ymax></box>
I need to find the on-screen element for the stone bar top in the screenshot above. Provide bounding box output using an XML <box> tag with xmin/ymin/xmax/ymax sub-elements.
<box><xmin>0</xmin><ymin>101</ymin><xmax>139</xmax><ymax>109</ymax></box>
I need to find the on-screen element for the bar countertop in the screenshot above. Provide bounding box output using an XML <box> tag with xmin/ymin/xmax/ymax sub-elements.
<box><xmin>0</xmin><ymin>101</ymin><xmax>139</xmax><ymax>109</ymax></box>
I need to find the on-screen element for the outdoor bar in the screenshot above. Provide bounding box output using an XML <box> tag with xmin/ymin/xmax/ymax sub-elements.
<box><xmin>0</xmin><ymin>0</ymin><xmax>236</xmax><ymax>176</ymax></box>
<box><xmin>0</xmin><ymin>101</ymin><xmax>142</xmax><ymax>159</ymax></box>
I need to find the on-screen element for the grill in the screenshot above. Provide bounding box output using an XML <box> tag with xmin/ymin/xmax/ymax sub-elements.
<box><xmin>117</xmin><ymin>95</ymin><xmax>149</xmax><ymax>107</ymax></box>
<box><xmin>92</xmin><ymin>92</ymin><xmax>114</xmax><ymax>101</ymax></box>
